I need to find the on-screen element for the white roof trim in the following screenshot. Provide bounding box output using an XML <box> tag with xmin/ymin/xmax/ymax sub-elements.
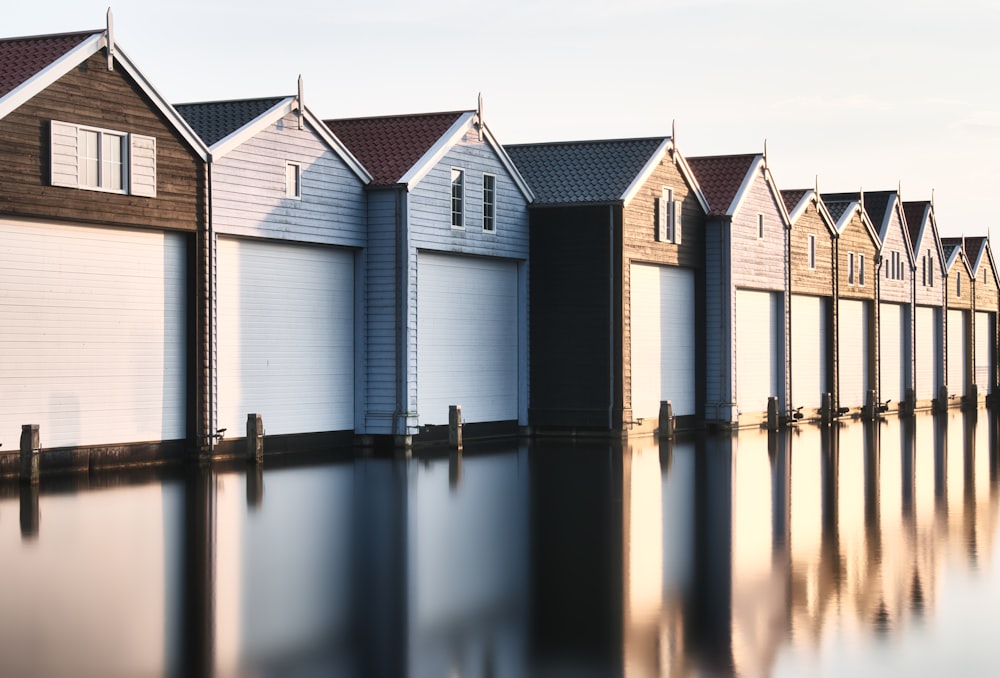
<box><xmin>726</xmin><ymin>155</ymin><xmax>764</xmax><ymax>217</ymax></box>
<box><xmin>209</xmin><ymin>97</ymin><xmax>295</xmax><ymax>159</ymax></box>
<box><xmin>672</xmin><ymin>147</ymin><xmax>710</xmax><ymax>214</ymax></box>
<box><xmin>0</xmin><ymin>32</ymin><xmax>104</xmax><ymax>120</ymax></box>
<box><xmin>620</xmin><ymin>137</ymin><xmax>671</xmax><ymax>207</ymax></box>
<box><xmin>786</xmin><ymin>189</ymin><xmax>813</xmax><ymax>223</ymax></box>
<box><xmin>910</xmin><ymin>204</ymin><xmax>930</xmax><ymax>255</ymax></box>
<box><xmin>401</xmin><ymin>111</ymin><xmax>476</xmax><ymax>189</ymax></box>
<box><xmin>481</xmin><ymin>123</ymin><xmax>534</xmax><ymax>202</ymax></box>
<box><xmin>945</xmin><ymin>245</ymin><xmax>967</xmax><ymax>273</ymax></box>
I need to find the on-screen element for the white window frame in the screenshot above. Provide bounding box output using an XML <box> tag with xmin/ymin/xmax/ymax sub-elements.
<box><xmin>658</xmin><ymin>187</ymin><xmax>679</xmax><ymax>243</ymax></box>
<box><xmin>957</xmin><ymin>272</ymin><xmax>962</xmax><ymax>297</ymax></box>
<box><xmin>848</xmin><ymin>252</ymin><xmax>855</xmax><ymax>285</ymax></box>
<box><xmin>76</xmin><ymin>125</ymin><xmax>127</xmax><ymax>194</ymax></box>
<box><xmin>50</xmin><ymin>120</ymin><xmax>156</xmax><ymax>197</ymax></box>
<box><xmin>859</xmin><ymin>253</ymin><xmax>866</xmax><ymax>286</ymax></box>
<box><xmin>286</xmin><ymin>162</ymin><xmax>302</xmax><ymax>200</ymax></box>
<box><xmin>757</xmin><ymin>213</ymin><xmax>765</xmax><ymax>240</ymax></box>
<box><xmin>482</xmin><ymin>173</ymin><xmax>496</xmax><ymax>233</ymax></box>
<box><xmin>451</xmin><ymin>168</ymin><xmax>465</xmax><ymax>229</ymax></box>
<box><xmin>808</xmin><ymin>234</ymin><xmax>816</xmax><ymax>270</ymax></box>
<box><xmin>929</xmin><ymin>255</ymin><xmax>934</xmax><ymax>286</ymax></box>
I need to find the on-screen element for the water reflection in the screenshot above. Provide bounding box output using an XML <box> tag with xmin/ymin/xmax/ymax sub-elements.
<box><xmin>2</xmin><ymin>414</ymin><xmax>1000</xmax><ymax>676</ymax></box>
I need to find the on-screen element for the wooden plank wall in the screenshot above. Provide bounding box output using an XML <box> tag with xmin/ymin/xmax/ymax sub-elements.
<box><xmin>790</xmin><ymin>200</ymin><xmax>834</xmax><ymax>297</ymax></box>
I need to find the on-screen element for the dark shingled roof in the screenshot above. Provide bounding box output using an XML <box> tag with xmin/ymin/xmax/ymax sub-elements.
<box><xmin>0</xmin><ymin>30</ymin><xmax>97</xmax><ymax>99</ymax></box>
<box><xmin>686</xmin><ymin>154</ymin><xmax>759</xmax><ymax>216</ymax></box>
<box><xmin>941</xmin><ymin>237</ymin><xmax>968</xmax><ymax>267</ymax></box>
<box><xmin>175</xmin><ymin>97</ymin><xmax>286</xmax><ymax>147</ymax></box>
<box><xmin>504</xmin><ymin>137</ymin><xmax>666</xmax><ymax>205</ymax></box>
<box><xmin>903</xmin><ymin>201</ymin><xmax>929</xmax><ymax>248</ymax></box>
<box><xmin>820</xmin><ymin>194</ymin><xmax>854</xmax><ymax>224</ymax></box>
<box><xmin>324</xmin><ymin>111</ymin><xmax>467</xmax><ymax>185</ymax></box>
<box><xmin>781</xmin><ymin>188</ymin><xmax>809</xmax><ymax>215</ymax></box>
<box><xmin>966</xmin><ymin>236</ymin><xmax>987</xmax><ymax>267</ymax></box>
<box><xmin>825</xmin><ymin>190</ymin><xmax>894</xmax><ymax>232</ymax></box>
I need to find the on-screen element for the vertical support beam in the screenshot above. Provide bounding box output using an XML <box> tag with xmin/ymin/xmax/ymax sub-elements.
<box><xmin>247</xmin><ymin>413</ymin><xmax>264</xmax><ymax>463</ymax></box>
<box><xmin>20</xmin><ymin>424</ymin><xmax>39</xmax><ymax>485</ymax></box>
<box><xmin>767</xmin><ymin>396</ymin><xmax>779</xmax><ymax>431</ymax></box>
<box><xmin>659</xmin><ymin>401</ymin><xmax>674</xmax><ymax>439</ymax></box>
<box><xmin>821</xmin><ymin>392</ymin><xmax>833</xmax><ymax>425</ymax></box>
<box><xmin>449</xmin><ymin>405</ymin><xmax>463</xmax><ymax>450</ymax></box>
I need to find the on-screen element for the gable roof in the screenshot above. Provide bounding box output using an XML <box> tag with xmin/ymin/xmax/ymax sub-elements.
<box><xmin>782</xmin><ymin>188</ymin><xmax>838</xmax><ymax>236</ymax></box>
<box><xmin>903</xmin><ymin>201</ymin><xmax>928</xmax><ymax>248</ymax></box>
<box><xmin>820</xmin><ymin>193</ymin><xmax>882</xmax><ymax>245</ymax></box>
<box><xmin>0</xmin><ymin>26</ymin><xmax>208</xmax><ymax>160</ymax></box>
<box><xmin>822</xmin><ymin>197</ymin><xmax>853</xmax><ymax>225</ymax></box>
<box><xmin>781</xmin><ymin>189</ymin><xmax>809</xmax><ymax>215</ymax></box>
<box><xmin>504</xmin><ymin>137</ymin><xmax>667</xmax><ymax>205</ymax></box>
<box><xmin>686</xmin><ymin>154</ymin><xmax>760</xmax><ymax>217</ymax></box>
<box><xmin>941</xmin><ymin>237</ymin><xmax>973</xmax><ymax>274</ymax></box>
<box><xmin>325</xmin><ymin>109</ymin><xmax>532</xmax><ymax>199</ymax></box>
<box><xmin>965</xmin><ymin>236</ymin><xmax>989</xmax><ymax>275</ymax></box>
<box><xmin>176</xmin><ymin>95</ymin><xmax>370</xmax><ymax>183</ymax></box>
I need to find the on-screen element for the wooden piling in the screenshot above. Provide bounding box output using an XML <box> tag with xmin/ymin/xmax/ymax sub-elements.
<box><xmin>20</xmin><ymin>424</ymin><xmax>39</xmax><ymax>485</ymax></box>
<box><xmin>449</xmin><ymin>405</ymin><xmax>463</xmax><ymax>450</ymax></box>
<box><xmin>247</xmin><ymin>414</ymin><xmax>264</xmax><ymax>463</ymax></box>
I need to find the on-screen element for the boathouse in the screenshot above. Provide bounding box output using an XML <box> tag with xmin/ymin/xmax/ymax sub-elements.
<box><xmin>0</xmin><ymin>24</ymin><xmax>209</xmax><ymax>466</ymax></box>
<box><xmin>942</xmin><ymin>238</ymin><xmax>974</xmax><ymax>406</ymax></box>
<box><xmin>505</xmin><ymin>136</ymin><xmax>708</xmax><ymax>435</ymax></box>
<box><xmin>176</xmin><ymin>91</ymin><xmax>371</xmax><ymax>455</ymax></box>
<box><xmin>325</xmin><ymin>107</ymin><xmax>533</xmax><ymax>447</ymax></box>
<box><xmin>966</xmin><ymin>237</ymin><xmax>999</xmax><ymax>403</ymax></box>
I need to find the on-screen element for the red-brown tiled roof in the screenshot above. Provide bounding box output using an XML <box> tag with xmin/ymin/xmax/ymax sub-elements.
<box><xmin>0</xmin><ymin>30</ymin><xmax>98</xmax><ymax>99</ymax></box>
<box><xmin>780</xmin><ymin>188</ymin><xmax>809</xmax><ymax>215</ymax></box>
<box><xmin>687</xmin><ymin>154</ymin><xmax>759</xmax><ymax>216</ymax></box>
<box><xmin>903</xmin><ymin>201</ymin><xmax>929</xmax><ymax>249</ymax></box>
<box><xmin>324</xmin><ymin>111</ymin><xmax>468</xmax><ymax>185</ymax></box>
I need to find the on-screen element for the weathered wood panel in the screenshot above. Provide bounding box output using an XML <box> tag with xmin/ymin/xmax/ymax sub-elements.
<box><xmin>837</xmin><ymin>212</ymin><xmax>878</xmax><ymax>302</ymax></box>
<box><xmin>730</xmin><ymin>171</ymin><xmax>786</xmax><ymax>292</ymax></box>
<box><xmin>790</xmin><ymin>201</ymin><xmax>834</xmax><ymax>297</ymax></box>
<box><xmin>913</xmin><ymin>226</ymin><xmax>945</xmax><ymax>308</ymax></box>
<box><xmin>878</xmin><ymin>206</ymin><xmax>912</xmax><ymax>305</ymax></box>
<box><xmin>0</xmin><ymin>53</ymin><xmax>202</xmax><ymax>231</ymax></box>
<box><xmin>974</xmin><ymin>251</ymin><xmax>999</xmax><ymax>313</ymax></box>
<box><xmin>947</xmin><ymin>266</ymin><xmax>973</xmax><ymax>310</ymax></box>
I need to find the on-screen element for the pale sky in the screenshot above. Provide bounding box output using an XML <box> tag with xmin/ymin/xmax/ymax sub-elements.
<box><xmin>8</xmin><ymin>1</ymin><xmax>1000</xmax><ymax>239</ymax></box>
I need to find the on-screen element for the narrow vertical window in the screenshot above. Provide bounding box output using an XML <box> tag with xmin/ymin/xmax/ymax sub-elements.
<box><xmin>808</xmin><ymin>234</ymin><xmax>816</xmax><ymax>270</ymax></box>
<box><xmin>451</xmin><ymin>168</ymin><xmax>465</xmax><ymax>228</ymax></box>
<box><xmin>922</xmin><ymin>255</ymin><xmax>927</xmax><ymax>286</ymax></box>
<box><xmin>929</xmin><ymin>255</ymin><xmax>934</xmax><ymax>285</ymax></box>
<box><xmin>957</xmin><ymin>273</ymin><xmax>962</xmax><ymax>297</ymax></box>
<box><xmin>482</xmin><ymin>173</ymin><xmax>496</xmax><ymax>233</ymax></box>
<box><xmin>848</xmin><ymin>252</ymin><xmax>855</xmax><ymax>285</ymax></box>
<box><xmin>286</xmin><ymin>162</ymin><xmax>301</xmax><ymax>199</ymax></box>
<box><xmin>658</xmin><ymin>187</ymin><xmax>676</xmax><ymax>242</ymax></box>
<box><xmin>757</xmin><ymin>213</ymin><xmax>765</xmax><ymax>239</ymax></box>
<box><xmin>78</xmin><ymin>129</ymin><xmax>99</xmax><ymax>188</ymax></box>
<box><xmin>860</xmin><ymin>253</ymin><xmax>866</xmax><ymax>286</ymax></box>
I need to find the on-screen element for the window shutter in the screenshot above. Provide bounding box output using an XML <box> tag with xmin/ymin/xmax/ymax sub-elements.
<box><xmin>673</xmin><ymin>199</ymin><xmax>682</xmax><ymax>244</ymax></box>
<box><xmin>657</xmin><ymin>194</ymin><xmax>667</xmax><ymax>242</ymax></box>
<box><xmin>129</xmin><ymin>134</ymin><xmax>157</xmax><ymax>197</ymax></box>
<box><xmin>50</xmin><ymin>120</ymin><xmax>79</xmax><ymax>188</ymax></box>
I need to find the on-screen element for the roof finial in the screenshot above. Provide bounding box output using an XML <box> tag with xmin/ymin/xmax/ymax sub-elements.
<box><xmin>815</xmin><ymin>174</ymin><xmax>819</xmax><ymax>197</ymax></box>
<box><xmin>860</xmin><ymin>186</ymin><xmax>865</xmax><ymax>215</ymax></box>
<box><xmin>763</xmin><ymin>138</ymin><xmax>768</xmax><ymax>168</ymax></box>
<box><xmin>106</xmin><ymin>8</ymin><xmax>115</xmax><ymax>72</ymax></box>
<box><xmin>297</xmin><ymin>74</ymin><xmax>304</xmax><ymax>130</ymax></box>
<box><xmin>476</xmin><ymin>92</ymin><xmax>484</xmax><ymax>141</ymax></box>
<box><xmin>931</xmin><ymin>188</ymin><xmax>936</xmax><ymax>209</ymax></box>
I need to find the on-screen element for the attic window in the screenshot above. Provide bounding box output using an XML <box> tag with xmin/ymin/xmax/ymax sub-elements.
<box><xmin>929</xmin><ymin>255</ymin><xmax>934</xmax><ymax>285</ymax></box>
<box><xmin>657</xmin><ymin>187</ymin><xmax>680</xmax><ymax>244</ymax></box>
<box><xmin>286</xmin><ymin>162</ymin><xmax>301</xmax><ymax>199</ymax></box>
<box><xmin>808</xmin><ymin>235</ymin><xmax>816</xmax><ymax>269</ymax></box>
<box><xmin>957</xmin><ymin>273</ymin><xmax>962</xmax><ymax>297</ymax></box>
<box><xmin>451</xmin><ymin>168</ymin><xmax>465</xmax><ymax>229</ymax></box>
<box><xmin>848</xmin><ymin>252</ymin><xmax>855</xmax><ymax>285</ymax></box>
<box><xmin>757</xmin><ymin>213</ymin><xmax>765</xmax><ymax>239</ymax></box>
<box><xmin>50</xmin><ymin>120</ymin><xmax>156</xmax><ymax>197</ymax></box>
<box><xmin>482</xmin><ymin>173</ymin><xmax>496</xmax><ymax>233</ymax></box>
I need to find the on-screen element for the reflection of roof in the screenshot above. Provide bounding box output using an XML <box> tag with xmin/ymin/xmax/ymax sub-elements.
<box><xmin>324</xmin><ymin>111</ymin><xmax>467</xmax><ymax>185</ymax></box>
<box><xmin>175</xmin><ymin>97</ymin><xmax>286</xmax><ymax>147</ymax></box>
<box><xmin>504</xmin><ymin>137</ymin><xmax>667</xmax><ymax>204</ymax></box>
<box><xmin>781</xmin><ymin>188</ymin><xmax>809</xmax><ymax>214</ymax></box>
<box><xmin>687</xmin><ymin>154</ymin><xmax>759</xmax><ymax>216</ymax></box>
<box><xmin>903</xmin><ymin>201</ymin><xmax>929</xmax><ymax>247</ymax></box>
<box><xmin>0</xmin><ymin>30</ymin><xmax>98</xmax><ymax>99</ymax></box>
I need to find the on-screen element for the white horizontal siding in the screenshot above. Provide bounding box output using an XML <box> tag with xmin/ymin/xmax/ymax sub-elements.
<box><xmin>879</xmin><ymin>302</ymin><xmax>906</xmax><ymax>404</ymax></box>
<box><xmin>914</xmin><ymin>306</ymin><xmax>941</xmax><ymax>401</ymax></box>
<box><xmin>731</xmin><ymin>173</ymin><xmax>786</xmax><ymax>292</ymax></box>
<box><xmin>948</xmin><ymin>309</ymin><xmax>967</xmax><ymax>398</ymax></box>
<box><xmin>976</xmin><ymin>311</ymin><xmax>994</xmax><ymax>395</ymax></box>
<box><xmin>0</xmin><ymin>219</ymin><xmax>186</xmax><ymax>449</ymax></box>
<box><xmin>364</xmin><ymin>190</ymin><xmax>401</xmax><ymax>434</ymax></box>
<box><xmin>735</xmin><ymin>289</ymin><xmax>780</xmax><ymax>415</ymax></box>
<box><xmin>217</xmin><ymin>237</ymin><xmax>354</xmax><ymax>436</ymax></box>
<box><xmin>212</xmin><ymin>113</ymin><xmax>365</xmax><ymax>247</ymax></box>
<box><xmin>839</xmin><ymin>299</ymin><xmax>869</xmax><ymax>409</ymax></box>
<box><xmin>791</xmin><ymin>295</ymin><xmax>827</xmax><ymax>410</ymax></box>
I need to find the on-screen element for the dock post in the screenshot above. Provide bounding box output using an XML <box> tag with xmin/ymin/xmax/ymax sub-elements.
<box><xmin>247</xmin><ymin>414</ymin><xmax>264</xmax><ymax>463</ymax></box>
<box><xmin>767</xmin><ymin>397</ymin><xmax>779</xmax><ymax>431</ymax></box>
<box><xmin>659</xmin><ymin>401</ymin><xmax>674</xmax><ymax>439</ymax></box>
<box><xmin>820</xmin><ymin>393</ymin><xmax>832</xmax><ymax>425</ymax></box>
<box><xmin>862</xmin><ymin>389</ymin><xmax>876</xmax><ymax>421</ymax></box>
<box><xmin>449</xmin><ymin>405</ymin><xmax>463</xmax><ymax>450</ymax></box>
<box><xmin>20</xmin><ymin>424</ymin><xmax>39</xmax><ymax>485</ymax></box>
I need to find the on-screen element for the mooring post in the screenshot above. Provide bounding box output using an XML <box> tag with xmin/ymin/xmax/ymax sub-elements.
<box><xmin>767</xmin><ymin>397</ymin><xmax>779</xmax><ymax>431</ymax></box>
<box><xmin>862</xmin><ymin>389</ymin><xmax>876</xmax><ymax>421</ymax></box>
<box><xmin>820</xmin><ymin>393</ymin><xmax>832</xmax><ymax>425</ymax></box>
<box><xmin>20</xmin><ymin>424</ymin><xmax>39</xmax><ymax>485</ymax></box>
<box><xmin>449</xmin><ymin>405</ymin><xmax>463</xmax><ymax>450</ymax></box>
<box><xmin>247</xmin><ymin>413</ymin><xmax>264</xmax><ymax>463</ymax></box>
<box><xmin>659</xmin><ymin>401</ymin><xmax>674</xmax><ymax>439</ymax></box>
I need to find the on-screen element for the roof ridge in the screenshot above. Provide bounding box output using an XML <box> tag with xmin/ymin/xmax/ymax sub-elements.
<box><xmin>174</xmin><ymin>95</ymin><xmax>289</xmax><ymax>108</ymax></box>
<box><xmin>0</xmin><ymin>29</ymin><xmax>101</xmax><ymax>43</ymax></box>
<box><xmin>506</xmin><ymin>136</ymin><xmax>669</xmax><ymax>148</ymax></box>
<box><xmin>324</xmin><ymin>109</ymin><xmax>471</xmax><ymax>123</ymax></box>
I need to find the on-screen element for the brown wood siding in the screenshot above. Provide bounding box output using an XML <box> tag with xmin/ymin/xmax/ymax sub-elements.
<box><xmin>0</xmin><ymin>53</ymin><xmax>201</xmax><ymax>231</ymax></box>
<box><xmin>837</xmin><ymin>213</ymin><xmax>878</xmax><ymax>302</ymax></box>
<box><xmin>621</xmin><ymin>155</ymin><xmax>705</xmax><ymax>419</ymax></box>
<box><xmin>913</xmin><ymin>229</ymin><xmax>945</xmax><ymax>308</ymax></box>
<box><xmin>790</xmin><ymin>201</ymin><xmax>834</xmax><ymax>297</ymax></box>
<box><xmin>975</xmin><ymin>256</ymin><xmax>999</xmax><ymax>313</ymax></box>
<box><xmin>948</xmin><ymin>266</ymin><xmax>973</xmax><ymax>310</ymax></box>
<box><xmin>878</xmin><ymin>209</ymin><xmax>912</xmax><ymax>305</ymax></box>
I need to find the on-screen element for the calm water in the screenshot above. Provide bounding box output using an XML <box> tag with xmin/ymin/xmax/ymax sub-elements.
<box><xmin>2</xmin><ymin>410</ymin><xmax>1000</xmax><ymax>677</ymax></box>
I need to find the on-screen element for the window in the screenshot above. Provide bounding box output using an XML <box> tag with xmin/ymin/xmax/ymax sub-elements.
<box><xmin>957</xmin><ymin>273</ymin><xmax>962</xmax><ymax>297</ymax></box>
<box><xmin>482</xmin><ymin>173</ymin><xmax>496</xmax><ymax>232</ymax></box>
<box><xmin>451</xmin><ymin>168</ymin><xmax>465</xmax><ymax>228</ymax></box>
<box><xmin>658</xmin><ymin>187</ymin><xmax>680</xmax><ymax>243</ymax></box>
<box><xmin>848</xmin><ymin>252</ymin><xmax>855</xmax><ymax>285</ymax></box>
<box><xmin>757</xmin><ymin>213</ymin><xmax>765</xmax><ymax>239</ymax></box>
<box><xmin>859</xmin><ymin>254</ymin><xmax>866</xmax><ymax>286</ymax></box>
<box><xmin>808</xmin><ymin>235</ymin><xmax>816</xmax><ymax>270</ymax></box>
<box><xmin>922</xmin><ymin>255</ymin><xmax>927</xmax><ymax>286</ymax></box>
<box><xmin>286</xmin><ymin>162</ymin><xmax>301</xmax><ymax>199</ymax></box>
<box><xmin>929</xmin><ymin>255</ymin><xmax>934</xmax><ymax>285</ymax></box>
<box><xmin>50</xmin><ymin>120</ymin><xmax>156</xmax><ymax>197</ymax></box>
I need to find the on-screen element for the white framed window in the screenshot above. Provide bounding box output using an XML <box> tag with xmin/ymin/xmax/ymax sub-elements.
<box><xmin>451</xmin><ymin>168</ymin><xmax>465</xmax><ymax>229</ymax></box>
<box><xmin>957</xmin><ymin>273</ymin><xmax>962</xmax><ymax>297</ymax></box>
<box><xmin>848</xmin><ymin>252</ymin><xmax>855</xmax><ymax>285</ymax></box>
<box><xmin>929</xmin><ymin>255</ymin><xmax>934</xmax><ymax>285</ymax></box>
<box><xmin>657</xmin><ymin>187</ymin><xmax>680</xmax><ymax>243</ymax></box>
<box><xmin>757</xmin><ymin>213</ymin><xmax>765</xmax><ymax>239</ymax></box>
<box><xmin>286</xmin><ymin>162</ymin><xmax>301</xmax><ymax>199</ymax></box>
<box><xmin>922</xmin><ymin>254</ymin><xmax>927</xmax><ymax>286</ymax></box>
<box><xmin>482</xmin><ymin>173</ymin><xmax>496</xmax><ymax>233</ymax></box>
<box><xmin>50</xmin><ymin>120</ymin><xmax>156</xmax><ymax>197</ymax></box>
<box><xmin>808</xmin><ymin>234</ymin><xmax>816</xmax><ymax>269</ymax></box>
<box><xmin>859</xmin><ymin>253</ymin><xmax>866</xmax><ymax>286</ymax></box>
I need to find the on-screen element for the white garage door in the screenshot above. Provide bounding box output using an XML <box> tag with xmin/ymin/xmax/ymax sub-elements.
<box><xmin>630</xmin><ymin>264</ymin><xmax>696</xmax><ymax>418</ymax></box>
<box><xmin>791</xmin><ymin>295</ymin><xmax>827</xmax><ymax>410</ymax></box>
<box><xmin>948</xmin><ymin>309</ymin><xmax>967</xmax><ymax>398</ymax></box>
<box><xmin>914</xmin><ymin>306</ymin><xmax>940</xmax><ymax>402</ymax></box>
<box><xmin>879</xmin><ymin>302</ymin><xmax>906</xmax><ymax>405</ymax></box>
<box><xmin>736</xmin><ymin>289</ymin><xmax>781</xmax><ymax>415</ymax></box>
<box><xmin>0</xmin><ymin>219</ymin><xmax>186</xmax><ymax>449</ymax></box>
<box><xmin>417</xmin><ymin>253</ymin><xmax>518</xmax><ymax>425</ymax></box>
<box><xmin>976</xmin><ymin>311</ymin><xmax>994</xmax><ymax>395</ymax></box>
<box><xmin>839</xmin><ymin>299</ymin><xmax>869</xmax><ymax>409</ymax></box>
<box><xmin>217</xmin><ymin>237</ymin><xmax>354</xmax><ymax>436</ymax></box>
